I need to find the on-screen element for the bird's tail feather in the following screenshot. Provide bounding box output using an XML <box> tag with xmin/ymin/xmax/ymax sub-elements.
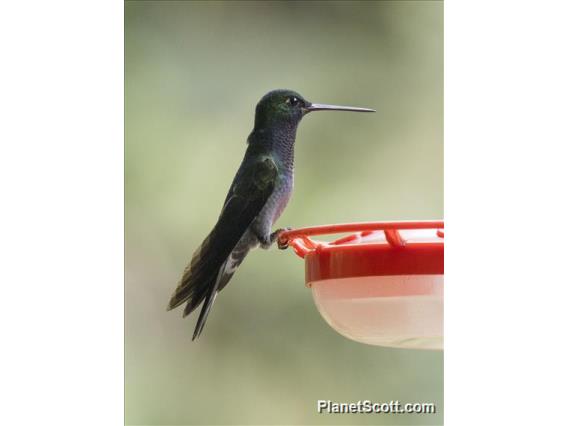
<box><xmin>167</xmin><ymin>234</ymin><xmax>219</xmax><ymax>313</ymax></box>
<box><xmin>192</xmin><ymin>287</ymin><xmax>219</xmax><ymax>340</ymax></box>
<box><xmin>169</xmin><ymin>251</ymin><xmax>234</xmax><ymax>339</ymax></box>
<box><xmin>168</xmin><ymin>231</ymin><xmax>251</xmax><ymax>339</ymax></box>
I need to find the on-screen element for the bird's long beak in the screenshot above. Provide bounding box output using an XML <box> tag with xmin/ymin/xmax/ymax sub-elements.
<box><xmin>305</xmin><ymin>103</ymin><xmax>375</xmax><ymax>113</ymax></box>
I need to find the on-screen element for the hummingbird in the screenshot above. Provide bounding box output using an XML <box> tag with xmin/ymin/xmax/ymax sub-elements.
<box><xmin>168</xmin><ymin>89</ymin><xmax>374</xmax><ymax>340</ymax></box>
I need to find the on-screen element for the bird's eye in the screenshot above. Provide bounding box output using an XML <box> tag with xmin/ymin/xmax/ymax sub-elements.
<box><xmin>287</xmin><ymin>96</ymin><xmax>300</xmax><ymax>106</ymax></box>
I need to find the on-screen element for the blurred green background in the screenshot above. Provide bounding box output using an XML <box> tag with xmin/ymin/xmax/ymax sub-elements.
<box><xmin>125</xmin><ymin>1</ymin><xmax>443</xmax><ymax>425</ymax></box>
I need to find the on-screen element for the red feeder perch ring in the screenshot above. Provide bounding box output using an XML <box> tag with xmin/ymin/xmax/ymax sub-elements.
<box><xmin>279</xmin><ymin>221</ymin><xmax>444</xmax><ymax>350</ymax></box>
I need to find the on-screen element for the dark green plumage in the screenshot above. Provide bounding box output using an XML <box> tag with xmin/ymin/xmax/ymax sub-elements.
<box><xmin>168</xmin><ymin>89</ymin><xmax>374</xmax><ymax>340</ymax></box>
<box><xmin>168</xmin><ymin>157</ymin><xmax>277</xmax><ymax>325</ymax></box>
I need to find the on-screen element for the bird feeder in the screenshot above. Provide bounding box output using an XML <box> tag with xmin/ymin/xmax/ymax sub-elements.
<box><xmin>279</xmin><ymin>221</ymin><xmax>444</xmax><ymax>350</ymax></box>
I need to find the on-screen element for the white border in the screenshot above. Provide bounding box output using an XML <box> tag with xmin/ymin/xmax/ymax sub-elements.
<box><xmin>446</xmin><ymin>0</ymin><xmax>568</xmax><ymax>424</ymax></box>
<box><xmin>0</xmin><ymin>1</ymin><xmax>123</xmax><ymax>424</ymax></box>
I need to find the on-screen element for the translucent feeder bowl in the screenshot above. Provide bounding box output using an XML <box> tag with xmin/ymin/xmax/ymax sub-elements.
<box><xmin>279</xmin><ymin>221</ymin><xmax>444</xmax><ymax>350</ymax></box>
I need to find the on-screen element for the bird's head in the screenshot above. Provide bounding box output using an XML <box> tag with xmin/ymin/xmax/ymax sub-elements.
<box><xmin>253</xmin><ymin>89</ymin><xmax>375</xmax><ymax>130</ymax></box>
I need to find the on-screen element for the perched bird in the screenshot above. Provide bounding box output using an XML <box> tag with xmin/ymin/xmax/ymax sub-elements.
<box><xmin>168</xmin><ymin>89</ymin><xmax>374</xmax><ymax>339</ymax></box>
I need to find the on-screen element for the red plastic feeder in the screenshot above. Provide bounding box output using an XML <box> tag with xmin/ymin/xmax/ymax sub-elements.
<box><xmin>280</xmin><ymin>221</ymin><xmax>444</xmax><ymax>350</ymax></box>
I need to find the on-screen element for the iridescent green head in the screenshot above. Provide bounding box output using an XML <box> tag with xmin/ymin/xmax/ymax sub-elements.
<box><xmin>253</xmin><ymin>89</ymin><xmax>375</xmax><ymax>130</ymax></box>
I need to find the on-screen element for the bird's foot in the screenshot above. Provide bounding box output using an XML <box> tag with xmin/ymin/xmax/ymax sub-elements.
<box><xmin>257</xmin><ymin>227</ymin><xmax>292</xmax><ymax>249</ymax></box>
<box><xmin>271</xmin><ymin>227</ymin><xmax>292</xmax><ymax>250</ymax></box>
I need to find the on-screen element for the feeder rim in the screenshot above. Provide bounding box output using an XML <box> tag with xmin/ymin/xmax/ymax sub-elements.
<box><xmin>279</xmin><ymin>220</ymin><xmax>444</xmax><ymax>259</ymax></box>
<box><xmin>280</xmin><ymin>220</ymin><xmax>443</xmax><ymax>240</ymax></box>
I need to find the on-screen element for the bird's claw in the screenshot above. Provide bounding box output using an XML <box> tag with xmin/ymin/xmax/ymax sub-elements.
<box><xmin>272</xmin><ymin>227</ymin><xmax>292</xmax><ymax>250</ymax></box>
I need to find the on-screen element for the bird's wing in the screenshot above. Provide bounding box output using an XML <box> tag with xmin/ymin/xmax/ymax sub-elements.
<box><xmin>168</xmin><ymin>156</ymin><xmax>278</xmax><ymax>323</ymax></box>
